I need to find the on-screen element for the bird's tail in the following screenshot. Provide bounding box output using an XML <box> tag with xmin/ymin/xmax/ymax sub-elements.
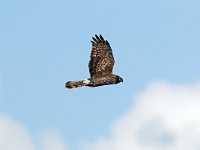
<box><xmin>65</xmin><ymin>79</ymin><xmax>90</xmax><ymax>89</ymax></box>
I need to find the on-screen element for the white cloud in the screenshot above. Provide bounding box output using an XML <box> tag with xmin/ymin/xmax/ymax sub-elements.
<box><xmin>0</xmin><ymin>115</ymin><xmax>35</xmax><ymax>150</ymax></box>
<box><xmin>83</xmin><ymin>80</ymin><xmax>200</xmax><ymax>150</ymax></box>
<box><xmin>1</xmin><ymin>80</ymin><xmax>200</xmax><ymax>150</ymax></box>
<box><xmin>0</xmin><ymin>114</ymin><xmax>68</xmax><ymax>150</ymax></box>
<box><xmin>0</xmin><ymin>73</ymin><xmax>68</xmax><ymax>150</ymax></box>
<box><xmin>41</xmin><ymin>130</ymin><xmax>68</xmax><ymax>150</ymax></box>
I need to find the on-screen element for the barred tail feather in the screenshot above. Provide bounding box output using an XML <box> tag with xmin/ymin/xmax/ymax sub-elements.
<box><xmin>65</xmin><ymin>79</ymin><xmax>90</xmax><ymax>89</ymax></box>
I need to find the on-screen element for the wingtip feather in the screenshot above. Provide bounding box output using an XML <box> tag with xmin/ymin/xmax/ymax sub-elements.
<box><xmin>99</xmin><ymin>34</ymin><xmax>105</xmax><ymax>42</ymax></box>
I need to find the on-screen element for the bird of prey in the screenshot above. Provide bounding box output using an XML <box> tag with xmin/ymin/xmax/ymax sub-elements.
<box><xmin>65</xmin><ymin>34</ymin><xmax>123</xmax><ymax>89</ymax></box>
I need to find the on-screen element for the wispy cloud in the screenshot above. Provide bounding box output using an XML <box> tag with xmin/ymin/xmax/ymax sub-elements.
<box><xmin>0</xmin><ymin>115</ymin><xmax>35</xmax><ymax>150</ymax></box>
<box><xmin>0</xmin><ymin>114</ymin><xmax>68</xmax><ymax>150</ymax></box>
<box><xmin>41</xmin><ymin>130</ymin><xmax>69</xmax><ymax>150</ymax></box>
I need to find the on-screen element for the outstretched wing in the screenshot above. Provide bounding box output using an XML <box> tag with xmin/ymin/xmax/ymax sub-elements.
<box><xmin>89</xmin><ymin>34</ymin><xmax>115</xmax><ymax>78</ymax></box>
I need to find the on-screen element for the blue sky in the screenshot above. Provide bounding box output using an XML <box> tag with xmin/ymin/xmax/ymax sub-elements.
<box><xmin>1</xmin><ymin>0</ymin><xmax>200</xmax><ymax>150</ymax></box>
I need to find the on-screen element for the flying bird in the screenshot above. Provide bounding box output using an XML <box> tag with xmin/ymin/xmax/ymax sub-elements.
<box><xmin>65</xmin><ymin>34</ymin><xmax>123</xmax><ymax>89</ymax></box>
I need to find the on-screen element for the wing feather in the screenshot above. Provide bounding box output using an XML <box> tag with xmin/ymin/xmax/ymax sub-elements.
<box><xmin>89</xmin><ymin>34</ymin><xmax>115</xmax><ymax>78</ymax></box>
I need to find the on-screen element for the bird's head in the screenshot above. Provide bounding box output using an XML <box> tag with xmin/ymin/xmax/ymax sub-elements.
<box><xmin>115</xmin><ymin>75</ymin><xmax>123</xmax><ymax>83</ymax></box>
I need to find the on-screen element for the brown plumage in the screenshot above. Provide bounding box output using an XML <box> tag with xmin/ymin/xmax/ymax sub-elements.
<box><xmin>65</xmin><ymin>34</ymin><xmax>123</xmax><ymax>89</ymax></box>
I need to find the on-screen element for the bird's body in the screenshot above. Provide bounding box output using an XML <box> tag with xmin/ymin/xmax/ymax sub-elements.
<box><xmin>65</xmin><ymin>34</ymin><xmax>123</xmax><ymax>89</ymax></box>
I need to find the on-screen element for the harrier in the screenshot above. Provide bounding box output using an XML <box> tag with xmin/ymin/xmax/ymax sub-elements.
<box><xmin>65</xmin><ymin>34</ymin><xmax>123</xmax><ymax>89</ymax></box>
